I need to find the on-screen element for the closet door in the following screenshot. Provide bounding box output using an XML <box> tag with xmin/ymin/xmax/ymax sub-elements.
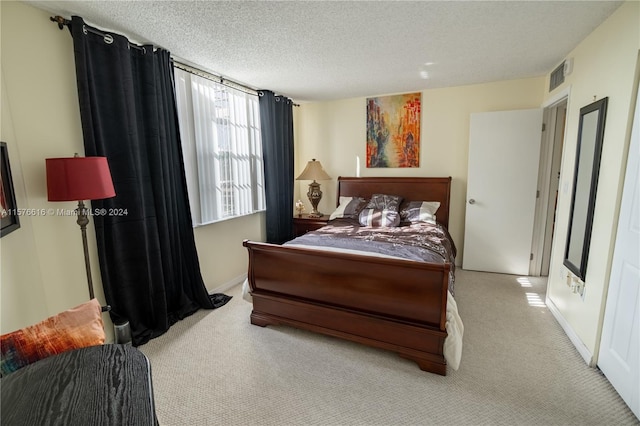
<box><xmin>598</xmin><ymin>84</ymin><xmax>639</xmax><ymax>419</ymax></box>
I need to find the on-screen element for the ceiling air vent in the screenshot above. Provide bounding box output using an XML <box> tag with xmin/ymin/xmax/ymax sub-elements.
<box><xmin>549</xmin><ymin>61</ymin><xmax>565</xmax><ymax>92</ymax></box>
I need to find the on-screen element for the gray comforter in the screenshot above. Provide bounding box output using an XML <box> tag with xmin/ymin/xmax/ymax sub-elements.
<box><xmin>285</xmin><ymin>218</ymin><xmax>457</xmax><ymax>291</ymax></box>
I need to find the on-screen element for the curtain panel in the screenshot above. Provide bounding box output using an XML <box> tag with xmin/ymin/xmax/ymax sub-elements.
<box><xmin>258</xmin><ymin>91</ymin><xmax>295</xmax><ymax>244</ymax></box>
<box><xmin>69</xmin><ymin>16</ymin><xmax>214</xmax><ymax>345</ymax></box>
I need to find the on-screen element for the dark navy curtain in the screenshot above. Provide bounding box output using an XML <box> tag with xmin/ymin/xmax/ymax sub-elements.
<box><xmin>258</xmin><ymin>91</ymin><xmax>295</xmax><ymax>244</ymax></box>
<box><xmin>69</xmin><ymin>16</ymin><xmax>214</xmax><ymax>345</ymax></box>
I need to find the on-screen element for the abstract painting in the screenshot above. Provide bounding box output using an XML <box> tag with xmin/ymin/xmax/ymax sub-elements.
<box><xmin>366</xmin><ymin>93</ymin><xmax>421</xmax><ymax>168</ymax></box>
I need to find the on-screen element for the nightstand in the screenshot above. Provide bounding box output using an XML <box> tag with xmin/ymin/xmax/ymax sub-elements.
<box><xmin>293</xmin><ymin>214</ymin><xmax>330</xmax><ymax>237</ymax></box>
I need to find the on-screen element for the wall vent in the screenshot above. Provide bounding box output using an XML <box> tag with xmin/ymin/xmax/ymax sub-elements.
<box><xmin>549</xmin><ymin>62</ymin><xmax>565</xmax><ymax>92</ymax></box>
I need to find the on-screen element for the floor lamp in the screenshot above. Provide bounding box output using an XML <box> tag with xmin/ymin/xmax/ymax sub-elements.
<box><xmin>46</xmin><ymin>154</ymin><xmax>115</xmax><ymax>301</ymax></box>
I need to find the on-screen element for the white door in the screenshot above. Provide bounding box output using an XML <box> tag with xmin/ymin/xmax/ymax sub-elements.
<box><xmin>598</xmin><ymin>85</ymin><xmax>640</xmax><ymax>418</ymax></box>
<box><xmin>463</xmin><ymin>109</ymin><xmax>543</xmax><ymax>274</ymax></box>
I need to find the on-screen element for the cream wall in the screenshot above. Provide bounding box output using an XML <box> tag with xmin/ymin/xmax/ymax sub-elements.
<box><xmin>294</xmin><ymin>78</ymin><xmax>545</xmax><ymax>261</ymax></box>
<box><xmin>0</xmin><ymin>1</ymin><xmax>263</xmax><ymax>334</ymax></box>
<box><xmin>1</xmin><ymin>66</ymin><xmax>48</xmax><ymax>332</ymax></box>
<box><xmin>193</xmin><ymin>213</ymin><xmax>265</xmax><ymax>288</ymax></box>
<box><xmin>1</xmin><ymin>1</ymin><xmax>94</xmax><ymax>333</ymax></box>
<box><xmin>544</xmin><ymin>1</ymin><xmax>640</xmax><ymax>361</ymax></box>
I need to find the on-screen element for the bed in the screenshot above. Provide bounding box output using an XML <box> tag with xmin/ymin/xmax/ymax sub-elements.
<box><xmin>242</xmin><ymin>176</ymin><xmax>462</xmax><ymax>375</ymax></box>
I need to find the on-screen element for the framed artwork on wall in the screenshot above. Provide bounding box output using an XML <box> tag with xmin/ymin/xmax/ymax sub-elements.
<box><xmin>1</xmin><ymin>141</ymin><xmax>20</xmax><ymax>237</ymax></box>
<box><xmin>366</xmin><ymin>92</ymin><xmax>421</xmax><ymax>168</ymax></box>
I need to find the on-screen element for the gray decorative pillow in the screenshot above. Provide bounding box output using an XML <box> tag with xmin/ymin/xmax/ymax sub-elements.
<box><xmin>399</xmin><ymin>201</ymin><xmax>441</xmax><ymax>224</ymax></box>
<box><xmin>366</xmin><ymin>194</ymin><xmax>403</xmax><ymax>211</ymax></box>
<box><xmin>358</xmin><ymin>194</ymin><xmax>403</xmax><ymax>227</ymax></box>
<box><xmin>329</xmin><ymin>196</ymin><xmax>367</xmax><ymax>220</ymax></box>
<box><xmin>358</xmin><ymin>208</ymin><xmax>401</xmax><ymax>227</ymax></box>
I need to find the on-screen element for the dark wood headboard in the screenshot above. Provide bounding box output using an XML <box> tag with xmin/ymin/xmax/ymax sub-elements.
<box><xmin>336</xmin><ymin>176</ymin><xmax>452</xmax><ymax>229</ymax></box>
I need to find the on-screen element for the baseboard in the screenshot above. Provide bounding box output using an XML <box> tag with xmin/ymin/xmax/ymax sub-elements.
<box><xmin>546</xmin><ymin>296</ymin><xmax>594</xmax><ymax>366</ymax></box>
<box><xmin>209</xmin><ymin>273</ymin><xmax>246</xmax><ymax>294</ymax></box>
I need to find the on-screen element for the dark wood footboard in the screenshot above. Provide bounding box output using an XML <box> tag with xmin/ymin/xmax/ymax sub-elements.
<box><xmin>243</xmin><ymin>240</ymin><xmax>451</xmax><ymax>375</ymax></box>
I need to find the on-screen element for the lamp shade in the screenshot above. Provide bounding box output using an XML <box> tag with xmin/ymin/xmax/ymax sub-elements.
<box><xmin>46</xmin><ymin>157</ymin><xmax>116</xmax><ymax>201</ymax></box>
<box><xmin>296</xmin><ymin>159</ymin><xmax>331</xmax><ymax>181</ymax></box>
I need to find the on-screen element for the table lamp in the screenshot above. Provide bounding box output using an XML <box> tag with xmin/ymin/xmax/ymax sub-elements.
<box><xmin>296</xmin><ymin>159</ymin><xmax>331</xmax><ymax>218</ymax></box>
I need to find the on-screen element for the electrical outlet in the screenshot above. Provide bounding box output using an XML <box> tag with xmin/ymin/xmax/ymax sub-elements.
<box><xmin>571</xmin><ymin>276</ymin><xmax>579</xmax><ymax>294</ymax></box>
<box><xmin>569</xmin><ymin>276</ymin><xmax>586</xmax><ymax>298</ymax></box>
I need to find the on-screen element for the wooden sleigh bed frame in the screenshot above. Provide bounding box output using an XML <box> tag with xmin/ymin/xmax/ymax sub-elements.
<box><xmin>243</xmin><ymin>176</ymin><xmax>454</xmax><ymax>375</ymax></box>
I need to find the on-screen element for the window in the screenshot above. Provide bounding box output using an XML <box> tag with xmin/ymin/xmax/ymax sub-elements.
<box><xmin>174</xmin><ymin>67</ymin><xmax>265</xmax><ymax>226</ymax></box>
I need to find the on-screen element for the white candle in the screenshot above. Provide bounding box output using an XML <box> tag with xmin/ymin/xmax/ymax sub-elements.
<box><xmin>356</xmin><ymin>156</ymin><xmax>361</xmax><ymax>177</ymax></box>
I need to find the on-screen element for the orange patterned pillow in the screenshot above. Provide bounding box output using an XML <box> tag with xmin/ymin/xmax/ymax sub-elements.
<box><xmin>1</xmin><ymin>299</ymin><xmax>105</xmax><ymax>376</ymax></box>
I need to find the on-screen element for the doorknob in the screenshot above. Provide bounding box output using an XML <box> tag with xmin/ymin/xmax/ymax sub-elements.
<box><xmin>469</xmin><ymin>199</ymin><xmax>476</xmax><ymax>205</ymax></box>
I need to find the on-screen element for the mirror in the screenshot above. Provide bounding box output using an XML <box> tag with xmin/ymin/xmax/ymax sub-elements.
<box><xmin>564</xmin><ymin>97</ymin><xmax>608</xmax><ymax>280</ymax></box>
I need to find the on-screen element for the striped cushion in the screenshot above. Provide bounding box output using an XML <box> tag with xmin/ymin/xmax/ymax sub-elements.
<box><xmin>358</xmin><ymin>194</ymin><xmax>403</xmax><ymax>227</ymax></box>
<box><xmin>400</xmin><ymin>201</ymin><xmax>440</xmax><ymax>224</ymax></box>
<box><xmin>358</xmin><ymin>208</ymin><xmax>401</xmax><ymax>227</ymax></box>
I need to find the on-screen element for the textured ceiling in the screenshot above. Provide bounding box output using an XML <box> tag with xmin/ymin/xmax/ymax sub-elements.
<box><xmin>25</xmin><ymin>1</ymin><xmax>622</xmax><ymax>102</ymax></box>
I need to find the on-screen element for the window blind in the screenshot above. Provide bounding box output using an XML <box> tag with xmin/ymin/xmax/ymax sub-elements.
<box><xmin>174</xmin><ymin>68</ymin><xmax>265</xmax><ymax>226</ymax></box>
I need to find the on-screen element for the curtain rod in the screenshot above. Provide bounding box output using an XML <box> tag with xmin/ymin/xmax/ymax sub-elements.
<box><xmin>169</xmin><ymin>61</ymin><xmax>299</xmax><ymax>105</ymax></box>
<box><xmin>172</xmin><ymin>61</ymin><xmax>298</xmax><ymax>106</ymax></box>
<box><xmin>171</xmin><ymin>60</ymin><xmax>259</xmax><ymax>97</ymax></box>
<box><xmin>50</xmin><ymin>16</ymin><xmax>145</xmax><ymax>53</ymax></box>
<box><xmin>50</xmin><ymin>15</ymin><xmax>298</xmax><ymax>105</ymax></box>
<box><xmin>51</xmin><ymin>15</ymin><xmax>257</xmax><ymax>97</ymax></box>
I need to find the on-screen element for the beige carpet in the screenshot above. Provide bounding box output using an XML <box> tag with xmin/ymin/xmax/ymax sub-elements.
<box><xmin>139</xmin><ymin>270</ymin><xmax>639</xmax><ymax>425</ymax></box>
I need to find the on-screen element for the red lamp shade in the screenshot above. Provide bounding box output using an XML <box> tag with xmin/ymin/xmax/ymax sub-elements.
<box><xmin>46</xmin><ymin>157</ymin><xmax>116</xmax><ymax>201</ymax></box>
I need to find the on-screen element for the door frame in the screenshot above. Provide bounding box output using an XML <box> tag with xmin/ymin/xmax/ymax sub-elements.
<box><xmin>530</xmin><ymin>87</ymin><xmax>571</xmax><ymax>276</ymax></box>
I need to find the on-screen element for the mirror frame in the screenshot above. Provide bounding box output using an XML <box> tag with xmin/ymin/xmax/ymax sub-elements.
<box><xmin>563</xmin><ymin>97</ymin><xmax>608</xmax><ymax>280</ymax></box>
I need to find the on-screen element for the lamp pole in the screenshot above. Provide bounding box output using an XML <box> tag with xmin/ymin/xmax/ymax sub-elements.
<box><xmin>76</xmin><ymin>199</ymin><xmax>95</xmax><ymax>300</ymax></box>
